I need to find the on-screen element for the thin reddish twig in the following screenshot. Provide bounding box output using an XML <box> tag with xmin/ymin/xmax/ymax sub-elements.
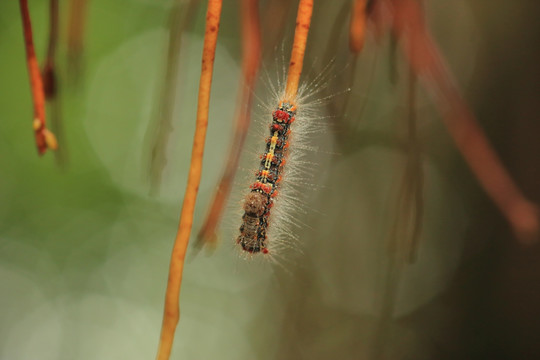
<box><xmin>371</xmin><ymin>0</ymin><xmax>539</xmax><ymax>243</ymax></box>
<box><xmin>285</xmin><ymin>0</ymin><xmax>314</xmax><ymax>101</ymax></box>
<box><xmin>155</xmin><ymin>1</ymin><xmax>223</xmax><ymax>359</ymax></box>
<box><xmin>197</xmin><ymin>0</ymin><xmax>261</xmax><ymax>249</ymax></box>
<box><xmin>19</xmin><ymin>0</ymin><xmax>57</xmax><ymax>154</ymax></box>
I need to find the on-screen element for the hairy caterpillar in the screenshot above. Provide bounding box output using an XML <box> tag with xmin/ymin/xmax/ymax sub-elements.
<box><xmin>237</xmin><ymin>100</ymin><xmax>297</xmax><ymax>254</ymax></box>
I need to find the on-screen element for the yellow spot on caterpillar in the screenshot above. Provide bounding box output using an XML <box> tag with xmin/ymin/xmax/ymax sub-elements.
<box><xmin>265</xmin><ymin>132</ymin><xmax>280</xmax><ymax>169</ymax></box>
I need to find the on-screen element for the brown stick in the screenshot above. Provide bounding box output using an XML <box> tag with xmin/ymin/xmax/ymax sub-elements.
<box><xmin>285</xmin><ymin>0</ymin><xmax>313</xmax><ymax>101</ymax></box>
<box><xmin>197</xmin><ymin>0</ymin><xmax>261</xmax><ymax>248</ymax></box>
<box><xmin>155</xmin><ymin>1</ymin><xmax>223</xmax><ymax>359</ymax></box>
<box><xmin>19</xmin><ymin>0</ymin><xmax>57</xmax><ymax>154</ymax></box>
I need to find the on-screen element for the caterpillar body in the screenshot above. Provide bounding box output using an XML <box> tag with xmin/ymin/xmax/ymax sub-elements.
<box><xmin>237</xmin><ymin>100</ymin><xmax>297</xmax><ymax>254</ymax></box>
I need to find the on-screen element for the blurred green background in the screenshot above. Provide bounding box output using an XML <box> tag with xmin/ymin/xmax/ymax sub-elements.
<box><xmin>1</xmin><ymin>1</ymin><xmax>539</xmax><ymax>359</ymax></box>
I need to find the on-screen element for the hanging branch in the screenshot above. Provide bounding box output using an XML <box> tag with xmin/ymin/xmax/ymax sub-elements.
<box><xmin>285</xmin><ymin>0</ymin><xmax>314</xmax><ymax>101</ymax></box>
<box><xmin>19</xmin><ymin>0</ymin><xmax>57</xmax><ymax>155</ymax></box>
<box><xmin>370</xmin><ymin>0</ymin><xmax>539</xmax><ymax>243</ymax></box>
<box><xmin>196</xmin><ymin>0</ymin><xmax>262</xmax><ymax>249</ymax></box>
<box><xmin>155</xmin><ymin>1</ymin><xmax>223</xmax><ymax>359</ymax></box>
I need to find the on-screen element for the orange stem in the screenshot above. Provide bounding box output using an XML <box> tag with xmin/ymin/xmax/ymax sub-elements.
<box><xmin>285</xmin><ymin>0</ymin><xmax>313</xmax><ymax>101</ymax></box>
<box><xmin>389</xmin><ymin>0</ymin><xmax>538</xmax><ymax>243</ymax></box>
<box><xmin>155</xmin><ymin>1</ymin><xmax>223</xmax><ymax>359</ymax></box>
<box><xmin>19</xmin><ymin>0</ymin><xmax>56</xmax><ymax>154</ymax></box>
<box><xmin>349</xmin><ymin>0</ymin><xmax>367</xmax><ymax>54</ymax></box>
<box><xmin>197</xmin><ymin>0</ymin><xmax>261</xmax><ymax>248</ymax></box>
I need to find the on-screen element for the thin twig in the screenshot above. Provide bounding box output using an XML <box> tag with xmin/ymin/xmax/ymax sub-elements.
<box><xmin>285</xmin><ymin>0</ymin><xmax>313</xmax><ymax>101</ymax></box>
<box><xmin>196</xmin><ymin>0</ymin><xmax>261</xmax><ymax>249</ymax></box>
<box><xmin>19</xmin><ymin>0</ymin><xmax>57</xmax><ymax>154</ymax></box>
<box><xmin>373</xmin><ymin>0</ymin><xmax>539</xmax><ymax>243</ymax></box>
<box><xmin>155</xmin><ymin>1</ymin><xmax>223</xmax><ymax>359</ymax></box>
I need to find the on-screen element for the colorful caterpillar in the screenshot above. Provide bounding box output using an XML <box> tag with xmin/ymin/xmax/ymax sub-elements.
<box><xmin>237</xmin><ymin>100</ymin><xmax>297</xmax><ymax>254</ymax></box>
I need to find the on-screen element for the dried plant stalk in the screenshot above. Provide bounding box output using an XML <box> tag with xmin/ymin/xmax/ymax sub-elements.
<box><xmin>197</xmin><ymin>0</ymin><xmax>262</xmax><ymax>248</ymax></box>
<box><xmin>19</xmin><ymin>0</ymin><xmax>57</xmax><ymax>154</ymax></box>
<box><xmin>372</xmin><ymin>0</ymin><xmax>539</xmax><ymax>243</ymax></box>
<box><xmin>155</xmin><ymin>1</ymin><xmax>223</xmax><ymax>359</ymax></box>
<box><xmin>285</xmin><ymin>0</ymin><xmax>313</xmax><ymax>100</ymax></box>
